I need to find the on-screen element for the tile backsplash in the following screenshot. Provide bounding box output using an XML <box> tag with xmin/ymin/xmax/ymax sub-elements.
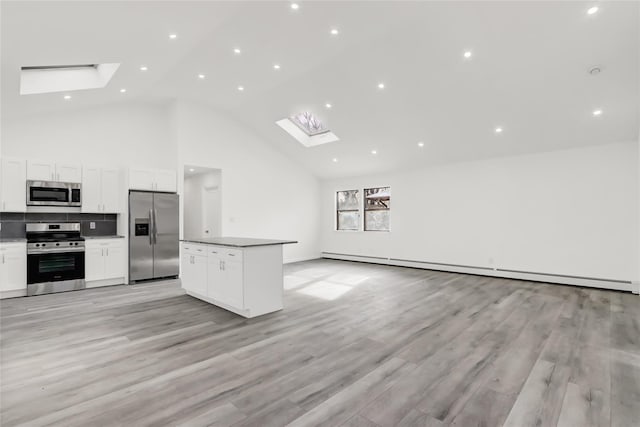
<box><xmin>0</xmin><ymin>213</ymin><xmax>118</xmax><ymax>239</ymax></box>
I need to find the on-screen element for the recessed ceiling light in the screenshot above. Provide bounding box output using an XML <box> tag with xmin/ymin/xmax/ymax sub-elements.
<box><xmin>495</xmin><ymin>127</ymin><xmax>503</xmax><ymax>133</ymax></box>
<box><xmin>189</xmin><ymin>168</ymin><xmax>195</xmax><ymax>172</ymax></box>
<box><xmin>198</xmin><ymin>74</ymin><xmax>205</xmax><ymax>79</ymax></box>
<box><xmin>169</xmin><ymin>34</ymin><xmax>177</xmax><ymax>39</ymax></box>
<box><xmin>463</xmin><ymin>50</ymin><xmax>472</xmax><ymax>59</ymax></box>
<box><xmin>418</xmin><ymin>142</ymin><xmax>425</xmax><ymax>147</ymax></box>
<box><xmin>593</xmin><ymin>109</ymin><xmax>603</xmax><ymax>116</ymax></box>
<box><xmin>371</xmin><ymin>150</ymin><xmax>377</xmax><ymax>155</ymax></box>
<box><xmin>377</xmin><ymin>83</ymin><xmax>385</xmax><ymax>89</ymax></box>
<box><xmin>330</xmin><ymin>28</ymin><xmax>339</xmax><ymax>36</ymax></box>
<box><xmin>273</xmin><ymin>64</ymin><xmax>281</xmax><ymax>70</ymax></box>
<box><xmin>332</xmin><ymin>158</ymin><xmax>338</xmax><ymax>163</ymax></box>
<box><xmin>120</xmin><ymin>88</ymin><xmax>127</xmax><ymax>93</ymax></box>
<box><xmin>233</xmin><ymin>48</ymin><xmax>241</xmax><ymax>55</ymax></box>
<box><xmin>587</xmin><ymin>6</ymin><xmax>599</xmax><ymax>15</ymax></box>
<box><xmin>63</xmin><ymin>94</ymin><xmax>71</xmax><ymax>100</ymax></box>
<box><xmin>290</xmin><ymin>3</ymin><xmax>299</xmax><ymax>10</ymax></box>
<box><xmin>139</xmin><ymin>66</ymin><xmax>148</xmax><ymax>71</ymax></box>
<box><xmin>237</xmin><ymin>85</ymin><xmax>244</xmax><ymax>91</ymax></box>
<box><xmin>325</xmin><ymin>103</ymin><xmax>332</xmax><ymax>109</ymax></box>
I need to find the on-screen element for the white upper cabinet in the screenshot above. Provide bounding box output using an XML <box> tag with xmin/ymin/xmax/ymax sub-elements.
<box><xmin>27</xmin><ymin>160</ymin><xmax>82</xmax><ymax>183</ymax></box>
<box><xmin>129</xmin><ymin>168</ymin><xmax>176</xmax><ymax>192</ymax></box>
<box><xmin>0</xmin><ymin>157</ymin><xmax>26</xmax><ymax>212</ymax></box>
<box><xmin>26</xmin><ymin>160</ymin><xmax>55</xmax><ymax>181</ymax></box>
<box><xmin>154</xmin><ymin>169</ymin><xmax>177</xmax><ymax>192</ymax></box>
<box><xmin>82</xmin><ymin>166</ymin><xmax>120</xmax><ymax>213</ymax></box>
<box><xmin>55</xmin><ymin>163</ymin><xmax>82</xmax><ymax>183</ymax></box>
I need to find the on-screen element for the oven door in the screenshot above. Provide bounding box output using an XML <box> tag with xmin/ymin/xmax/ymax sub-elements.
<box><xmin>27</xmin><ymin>249</ymin><xmax>85</xmax><ymax>284</ymax></box>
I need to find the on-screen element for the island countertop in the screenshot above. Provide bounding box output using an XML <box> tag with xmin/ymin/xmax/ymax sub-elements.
<box><xmin>181</xmin><ymin>237</ymin><xmax>297</xmax><ymax>248</ymax></box>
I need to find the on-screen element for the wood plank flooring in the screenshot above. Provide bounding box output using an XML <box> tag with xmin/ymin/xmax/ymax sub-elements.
<box><xmin>1</xmin><ymin>259</ymin><xmax>638</xmax><ymax>426</ymax></box>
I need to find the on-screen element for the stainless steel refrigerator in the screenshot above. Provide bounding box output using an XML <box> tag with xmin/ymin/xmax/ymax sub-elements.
<box><xmin>129</xmin><ymin>191</ymin><xmax>179</xmax><ymax>282</ymax></box>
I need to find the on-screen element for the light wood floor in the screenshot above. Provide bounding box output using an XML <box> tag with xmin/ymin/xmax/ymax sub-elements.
<box><xmin>1</xmin><ymin>259</ymin><xmax>638</xmax><ymax>427</ymax></box>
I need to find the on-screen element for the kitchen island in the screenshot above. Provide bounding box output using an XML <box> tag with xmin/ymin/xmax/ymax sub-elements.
<box><xmin>180</xmin><ymin>237</ymin><xmax>297</xmax><ymax>318</ymax></box>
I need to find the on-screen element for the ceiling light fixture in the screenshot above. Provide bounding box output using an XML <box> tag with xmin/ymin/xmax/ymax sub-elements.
<box><xmin>189</xmin><ymin>168</ymin><xmax>195</xmax><ymax>172</ymax></box>
<box><xmin>169</xmin><ymin>34</ymin><xmax>177</xmax><ymax>39</ymax></box>
<box><xmin>120</xmin><ymin>88</ymin><xmax>127</xmax><ymax>93</ymax></box>
<box><xmin>325</xmin><ymin>103</ymin><xmax>332</xmax><ymax>109</ymax></box>
<box><xmin>63</xmin><ymin>94</ymin><xmax>71</xmax><ymax>100</ymax></box>
<box><xmin>290</xmin><ymin>3</ymin><xmax>299</xmax><ymax>10</ymax></box>
<box><xmin>330</xmin><ymin>28</ymin><xmax>339</xmax><ymax>36</ymax></box>
<box><xmin>593</xmin><ymin>109</ymin><xmax>603</xmax><ymax>116</ymax></box>
<box><xmin>418</xmin><ymin>142</ymin><xmax>425</xmax><ymax>147</ymax></box>
<box><xmin>237</xmin><ymin>85</ymin><xmax>244</xmax><ymax>91</ymax></box>
<box><xmin>463</xmin><ymin>50</ymin><xmax>472</xmax><ymax>59</ymax></box>
<box><xmin>139</xmin><ymin>66</ymin><xmax>148</xmax><ymax>71</ymax></box>
<box><xmin>495</xmin><ymin>127</ymin><xmax>503</xmax><ymax>133</ymax></box>
<box><xmin>198</xmin><ymin>74</ymin><xmax>205</xmax><ymax>79</ymax></box>
<box><xmin>233</xmin><ymin>48</ymin><xmax>241</xmax><ymax>55</ymax></box>
<box><xmin>377</xmin><ymin>83</ymin><xmax>385</xmax><ymax>89</ymax></box>
<box><xmin>371</xmin><ymin>150</ymin><xmax>377</xmax><ymax>155</ymax></box>
<box><xmin>587</xmin><ymin>6</ymin><xmax>599</xmax><ymax>15</ymax></box>
<box><xmin>332</xmin><ymin>158</ymin><xmax>338</xmax><ymax>163</ymax></box>
<box><xmin>273</xmin><ymin>64</ymin><xmax>281</xmax><ymax>70</ymax></box>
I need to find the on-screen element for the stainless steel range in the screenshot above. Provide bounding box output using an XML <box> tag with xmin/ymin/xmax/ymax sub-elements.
<box><xmin>26</xmin><ymin>223</ymin><xmax>85</xmax><ymax>296</ymax></box>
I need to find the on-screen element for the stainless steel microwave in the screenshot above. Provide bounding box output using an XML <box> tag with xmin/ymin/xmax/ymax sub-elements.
<box><xmin>26</xmin><ymin>180</ymin><xmax>81</xmax><ymax>207</ymax></box>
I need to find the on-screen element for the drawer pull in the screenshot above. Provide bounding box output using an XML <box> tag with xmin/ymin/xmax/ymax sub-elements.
<box><xmin>228</xmin><ymin>253</ymin><xmax>236</xmax><ymax>257</ymax></box>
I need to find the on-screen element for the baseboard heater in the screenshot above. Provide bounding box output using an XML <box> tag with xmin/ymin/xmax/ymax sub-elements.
<box><xmin>321</xmin><ymin>252</ymin><xmax>636</xmax><ymax>293</ymax></box>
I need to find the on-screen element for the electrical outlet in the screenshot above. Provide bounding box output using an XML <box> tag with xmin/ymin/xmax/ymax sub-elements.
<box><xmin>90</xmin><ymin>222</ymin><xmax>96</xmax><ymax>230</ymax></box>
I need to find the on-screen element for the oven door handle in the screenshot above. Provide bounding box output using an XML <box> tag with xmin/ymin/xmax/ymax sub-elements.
<box><xmin>27</xmin><ymin>247</ymin><xmax>85</xmax><ymax>255</ymax></box>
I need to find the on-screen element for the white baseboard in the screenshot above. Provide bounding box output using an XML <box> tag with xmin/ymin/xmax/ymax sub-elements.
<box><xmin>321</xmin><ymin>252</ymin><xmax>634</xmax><ymax>293</ymax></box>
<box><xmin>86</xmin><ymin>277</ymin><xmax>125</xmax><ymax>288</ymax></box>
<box><xmin>0</xmin><ymin>289</ymin><xmax>27</xmax><ymax>299</ymax></box>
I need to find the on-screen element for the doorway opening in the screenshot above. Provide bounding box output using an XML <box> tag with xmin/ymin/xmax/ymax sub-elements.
<box><xmin>183</xmin><ymin>166</ymin><xmax>221</xmax><ymax>239</ymax></box>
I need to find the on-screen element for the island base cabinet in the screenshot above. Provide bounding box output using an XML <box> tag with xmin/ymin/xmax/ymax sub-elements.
<box><xmin>181</xmin><ymin>242</ymin><xmax>284</xmax><ymax>318</ymax></box>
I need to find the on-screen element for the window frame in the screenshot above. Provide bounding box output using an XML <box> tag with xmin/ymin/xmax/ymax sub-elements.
<box><xmin>335</xmin><ymin>189</ymin><xmax>361</xmax><ymax>231</ymax></box>
<box><xmin>363</xmin><ymin>186</ymin><xmax>391</xmax><ymax>232</ymax></box>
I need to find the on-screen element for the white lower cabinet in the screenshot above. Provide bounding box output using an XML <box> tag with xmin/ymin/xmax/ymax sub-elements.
<box><xmin>0</xmin><ymin>242</ymin><xmax>27</xmax><ymax>298</ymax></box>
<box><xmin>181</xmin><ymin>244</ymin><xmax>207</xmax><ymax>296</ymax></box>
<box><xmin>85</xmin><ymin>238</ymin><xmax>125</xmax><ymax>287</ymax></box>
<box><xmin>181</xmin><ymin>242</ymin><xmax>284</xmax><ymax>318</ymax></box>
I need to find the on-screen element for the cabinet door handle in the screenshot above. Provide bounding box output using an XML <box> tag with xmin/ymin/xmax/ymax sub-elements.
<box><xmin>228</xmin><ymin>253</ymin><xmax>235</xmax><ymax>257</ymax></box>
<box><xmin>106</xmin><ymin>248</ymin><xmax>109</xmax><ymax>256</ymax></box>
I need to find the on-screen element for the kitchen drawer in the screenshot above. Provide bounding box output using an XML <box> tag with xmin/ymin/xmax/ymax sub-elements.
<box><xmin>182</xmin><ymin>243</ymin><xmax>207</xmax><ymax>256</ymax></box>
<box><xmin>222</xmin><ymin>248</ymin><xmax>243</xmax><ymax>262</ymax></box>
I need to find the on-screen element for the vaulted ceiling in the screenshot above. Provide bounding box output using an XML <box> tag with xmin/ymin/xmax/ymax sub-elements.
<box><xmin>2</xmin><ymin>1</ymin><xmax>638</xmax><ymax>178</ymax></box>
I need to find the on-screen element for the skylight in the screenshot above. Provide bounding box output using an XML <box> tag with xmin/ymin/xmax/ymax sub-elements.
<box><xmin>276</xmin><ymin>111</ymin><xmax>339</xmax><ymax>147</ymax></box>
<box><xmin>20</xmin><ymin>63</ymin><xmax>120</xmax><ymax>95</ymax></box>
<box><xmin>290</xmin><ymin>112</ymin><xmax>327</xmax><ymax>136</ymax></box>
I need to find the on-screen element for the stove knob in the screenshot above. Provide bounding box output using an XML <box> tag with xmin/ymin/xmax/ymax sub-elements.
<box><xmin>42</xmin><ymin>243</ymin><xmax>46</xmax><ymax>247</ymax></box>
<box><xmin>69</xmin><ymin>242</ymin><xmax>73</xmax><ymax>246</ymax></box>
<box><xmin>56</xmin><ymin>243</ymin><xmax>60</xmax><ymax>246</ymax></box>
<box><xmin>35</xmin><ymin>243</ymin><xmax>40</xmax><ymax>247</ymax></box>
<box><xmin>75</xmin><ymin>242</ymin><xmax>79</xmax><ymax>246</ymax></box>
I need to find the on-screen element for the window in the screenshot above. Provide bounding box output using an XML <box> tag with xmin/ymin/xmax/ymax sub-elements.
<box><xmin>364</xmin><ymin>187</ymin><xmax>390</xmax><ymax>231</ymax></box>
<box><xmin>336</xmin><ymin>190</ymin><xmax>360</xmax><ymax>230</ymax></box>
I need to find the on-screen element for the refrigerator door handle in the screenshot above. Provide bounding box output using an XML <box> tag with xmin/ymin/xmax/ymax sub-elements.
<box><xmin>152</xmin><ymin>207</ymin><xmax>158</xmax><ymax>245</ymax></box>
<box><xmin>149</xmin><ymin>208</ymin><xmax>154</xmax><ymax>246</ymax></box>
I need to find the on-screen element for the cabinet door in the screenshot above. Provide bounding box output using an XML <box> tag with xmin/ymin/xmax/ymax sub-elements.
<box><xmin>101</xmin><ymin>168</ymin><xmax>120</xmax><ymax>213</ymax></box>
<box><xmin>56</xmin><ymin>163</ymin><xmax>82</xmax><ymax>183</ymax></box>
<box><xmin>206</xmin><ymin>248</ymin><xmax>224</xmax><ymax>300</ymax></box>
<box><xmin>82</xmin><ymin>166</ymin><xmax>102</xmax><ymax>213</ymax></box>
<box><xmin>85</xmin><ymin>246</ymin><xmax>105</xmax><ymax>281</ymax></box>
<box><xmin>181</xmin><ymin>253</ymin><xmax>207</xmax><ymax>295</ymax></box>
<box><xmin>0</xmin><ymin>245</ymin><xmax>27</xmax><ymax>292</ymax></box>
<box><xmin>1</xmin><ymin>158</ymin><xmax>26</xmax><ymax>212</ymax></box>
<box><xmin>221</xmin><ymin>259</ymin><xmax>244</xmax><ymax>309</ymax></box>
<box><xmin>27</xmin><ymin>160</ymin><xmax>55</xmax><ymax>181</ymax></box>
<box><xmin>129</xmin><ymin>168</ymin><xmax>155</xmax><ymax>191</ymax></box>
<box><xmin>154</xmin><ymin>169</ymin><xmax>177</xmax><ymax>192</ymax></box>
<box><xmin>103</xmin><ymin>243</ymin><xmax>125</xmax><ymax>279</ymax></box>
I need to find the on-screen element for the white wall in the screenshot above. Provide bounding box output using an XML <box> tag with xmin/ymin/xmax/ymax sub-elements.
<box><xmin>175</xmin><ymin>100</ymin><xmax>320</xmax><ymax>263</ymax></box>
<box><xmin>321</xmin><ymin>141</ymin><xmax>639</xmax><ymax>286</ymax></box>
<box><xmin>1</xmin><ymin>102</ymin><xmax>175</xmax><ymax>168</ymax></box>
